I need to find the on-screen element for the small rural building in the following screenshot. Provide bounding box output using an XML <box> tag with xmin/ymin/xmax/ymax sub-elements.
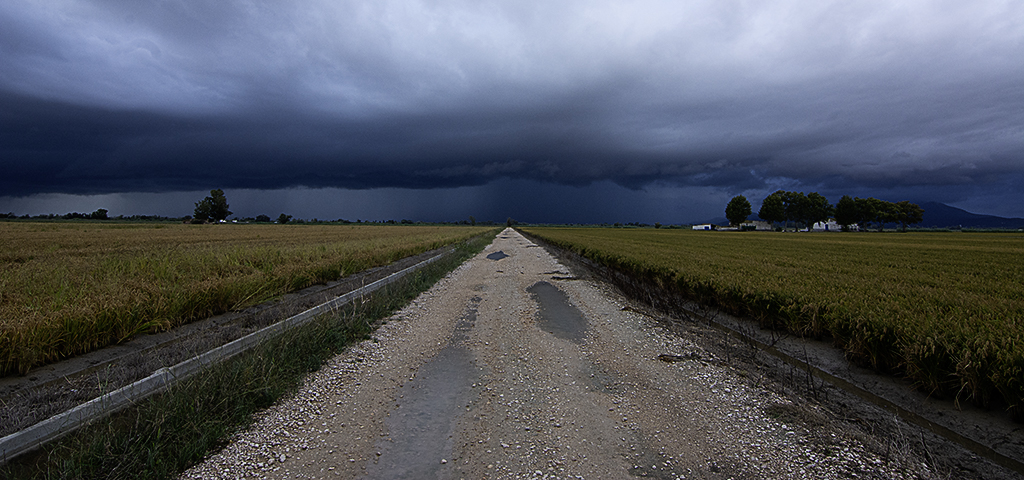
<box><xmin>812</xmin><ymin>219</ymin><xmax>858</xmax><ymax>231</ymax></box>
<box><xmin>692</xmin><ymin>224</ymin><xmax>716</xmax><ymax>231</ymax></box>
<box><xmin>743</xmin><ymin>221</ymin><xmax>774</xmax><ymax>231</ymax></box>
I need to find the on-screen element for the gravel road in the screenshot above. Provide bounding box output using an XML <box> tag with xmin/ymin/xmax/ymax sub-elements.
<box><xmin>182</xmin><ymin>228</ymin><xmax>935</xmax><ymax>479</ymax></box>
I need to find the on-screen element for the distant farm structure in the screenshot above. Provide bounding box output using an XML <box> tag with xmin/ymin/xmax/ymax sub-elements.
<box><xmin>744</xmin><ymin>221</ymin><xmax>773</xmax><ymax>231</ymax></box>
<box><xmin>812</xmin><ymin>219</ymin><xmax>842</xmax><ymax>231</ymax></box>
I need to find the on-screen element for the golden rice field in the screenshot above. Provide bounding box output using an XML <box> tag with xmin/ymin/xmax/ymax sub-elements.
<box><xmin>521</xmin><ymin>227</ymin><xmax>1024</xmax><ymax>417</ymax></box>
<box><xmin>0</xmin><ymin>222</ymin><xmax>492</xmax><ymax>376</ymax></box>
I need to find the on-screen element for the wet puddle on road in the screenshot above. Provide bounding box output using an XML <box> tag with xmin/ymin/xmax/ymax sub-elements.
<box><xmin>366</xmin><ymin>300</ymin><xmax>481</xmax><ymax>478</ymax></box>
<box><xmin>528</xmin><ymin>281</ymin><xmax>589</xmax><ymax>343</ymax></box>
<box><xmin>486</xmin><ymin>250</ymin><xmax>510</xmax><ymax>261</ymax></box>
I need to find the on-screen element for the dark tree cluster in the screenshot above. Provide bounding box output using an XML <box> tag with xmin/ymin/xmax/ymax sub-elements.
<box><xmin>119</xmin><ymin>214</ymin><xmax>187</xmax><ymax>221</ymax></box>
<box><xmin>57</xmin><ymin>209</ymin><xmax>109</xmax><ymax>220</ymax></box>
<box><xmin>834</xmin><ymin>196</ymin><xmax>924</xmax><ymax>232</ymax></box>
<box><xmin>757</xmin><ymin>191</ymin><xmax>833</xmax><ymax>230</ymax></box>
<box><xmin>0</xmin><ymin>210</ymin><xmax>191</xmax><ymax>222</ymax></box>
<box><xmin>456</xmin><ymin>218</ymin><xmax>498</xmax><ymax>226</ymax></box>
<box><xmin>193</xmin><ymin>189</ymin><xmax>232</xmax><ymax>222</ymax></box>
<box><xmin>731</xmin><ymin>191</ymin><xmax>924</xmax><ymax>232</ymax></box>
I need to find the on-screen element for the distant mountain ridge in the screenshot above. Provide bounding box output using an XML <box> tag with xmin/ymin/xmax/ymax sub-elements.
<box><xmin>916</xmin><ymin>202</ymin><xmax>1024</xmax><ymax>229</ymax></box>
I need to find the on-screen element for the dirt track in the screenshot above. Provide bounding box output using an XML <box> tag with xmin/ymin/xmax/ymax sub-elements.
<box><xmin>183</xmin><ymin>228</ymin><xmax>940</xmax><ymax>479</ymax></box>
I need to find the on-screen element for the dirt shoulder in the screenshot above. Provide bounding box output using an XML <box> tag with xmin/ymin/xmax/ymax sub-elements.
<box><xmin>183</xmin><ymin>228</ymin><xmax>963</xmax><ymax>479</ymax></box>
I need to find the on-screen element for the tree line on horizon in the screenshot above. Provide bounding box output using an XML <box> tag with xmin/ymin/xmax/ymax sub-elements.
<box><xmin>2</xmin><ymin>188</ymin><xmax>926</xmax><ymax>230</ymax></box>
<box><xmin>185</xmin><ymin>190</ymin><xmax>496</xmax><ymax>225</ymax></box>
<box><xmin>7</xmin><ymin>190</ymin><xmax>414</xmax><ymax>225</ymax></box>
<box><xmin>0</xmin><ymin>209</ymin><xmax>112</xmax><ymax>221</ymax></box>
<box><xmin>1</xmin><ymin>190</ymin><xmax>467</xmax><ymax>225</ymax></box>
<box><xmin>726</xmin><ymin>191</ymin><xmax>924</xmax><ymax>232</ymax></box>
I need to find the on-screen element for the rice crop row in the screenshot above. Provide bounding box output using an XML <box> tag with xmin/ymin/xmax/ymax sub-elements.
<box><xmin>1</xmin><ymin>231</ymin><xmax>496</xmax><ymax>479</ymax></box>
<box><xmin>0</xmin><ymin>223</ymin><xmax>491</xmax><ymax>376</ymax></box>
<box><xmin>521</xmin><ymin>227</ymin><xmax>1024</xmax><ymax>418</ymax></box>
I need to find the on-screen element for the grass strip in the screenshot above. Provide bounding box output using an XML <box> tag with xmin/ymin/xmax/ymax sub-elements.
<box><xmin>1</xmin><ymin>230</ymin><xmax>497</xmax><ymax>480</ymax></box>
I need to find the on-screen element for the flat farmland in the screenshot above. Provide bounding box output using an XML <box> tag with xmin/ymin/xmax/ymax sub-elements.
<box><xmin>0</xmin><ymin>222</ymin><xmax>491</xmax><ymax>376</ymax></box>
<box><xmin>521</xmin><ymin>227</ymin><xmax>1024</xmax><ymax>417</ymax></box>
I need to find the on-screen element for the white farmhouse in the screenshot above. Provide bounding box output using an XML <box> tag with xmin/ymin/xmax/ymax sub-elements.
<box><xmin>811</xmin><ymin>219</ymin><xmax>858</xmax><ymax>231</ymax></box>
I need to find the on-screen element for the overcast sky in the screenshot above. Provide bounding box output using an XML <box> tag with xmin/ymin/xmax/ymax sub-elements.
<box><xmin>2</xmin><ymin>1</ymin><xmax>1022</xmax><ymax>223</ymax></box>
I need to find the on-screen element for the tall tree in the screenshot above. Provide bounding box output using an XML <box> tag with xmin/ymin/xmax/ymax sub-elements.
<box><xmin>781</xmin><ymin>191</ymin><xmax>809</xmax><ymax>227</ymax></box>
<box><xmin>89</xmin><ymin>208</ymin><xmax>108</xmax><ymax>220</ymax></box>
<box><xmin>857</xmin><ymin>197</ymin><xmax>896</xmax><ymax>231</ymax></box>
<box><xmin>725</xmin><ymin>195</ymin><xmax>752</xmax><ymax>227</ymax></box>
<box><xmin>194</xmin><ymin>189</ymin><xmax>232</xmax><ymax>222</ymax></box>
<box><xmin>758</xmin><ymin>191</ymin><xmax>786</xmax><ymax>226</ymax></box>
<box><xmin>834</xmin><ymin>195</ymin><xmax>860</xmax><ymax>231</ymax></box>
<box><xmin>802</xmin><ymin>192</ymin><xmax>834</xmax><ymax>229</ymax></box>
<box><xmin>893</xmin><ymin>201</ymin><xmax>924</xmax><ymax>232</ymax></box>
<box><xmin>760</xmin><ymin>190</ymin><xmax>833</xmax><ymax>230</ymax></box>
<box><xmin>852</xmin><ymin>197</ymin><xmax>873</xmax><ymax>231</ymax></box>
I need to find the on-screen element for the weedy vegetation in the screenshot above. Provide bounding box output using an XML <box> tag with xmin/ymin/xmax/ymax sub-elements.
<box><xmin>521</xmin><ymin>227</ymin><xmax>1024</xmax><ymax>418</ymax></box>
<box><xmin>0</xmin><ymin>223</ymin><xmax>491</xmax><ymax>376</ymax></box>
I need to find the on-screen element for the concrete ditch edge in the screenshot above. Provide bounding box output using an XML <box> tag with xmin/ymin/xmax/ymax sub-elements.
<box><xmin>0</xmin><ymin>248</ymin><xmax>452</xmax><ymax>464</ymax></box>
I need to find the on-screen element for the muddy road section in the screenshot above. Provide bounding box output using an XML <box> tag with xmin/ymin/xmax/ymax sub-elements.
<box><xmin>184</xmin><ymin>229</ymin><xmax>970</xmax><ymax>479</ymax></box>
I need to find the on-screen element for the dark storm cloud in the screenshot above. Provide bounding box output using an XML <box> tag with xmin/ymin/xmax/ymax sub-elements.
<box><xmin>2</xmin><ymin>1</ymin><xmax>1023</xmax><ymax>217</ymax></box>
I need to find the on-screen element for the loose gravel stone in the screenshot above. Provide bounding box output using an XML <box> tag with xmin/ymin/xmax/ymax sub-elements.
<box><xmin>181</xmin><ymin>228</ymin><xmax>935</xmax><ymax>479</ymax></box>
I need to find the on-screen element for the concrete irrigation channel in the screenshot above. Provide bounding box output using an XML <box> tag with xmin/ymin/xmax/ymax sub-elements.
<box><xmin>181</xmin><ymin>228</ymin><xmax>1020</xmax><ymax>479</ymax></box>
<box><xmin>0</xmin><ymin>243</ymin><xmax>460</xmax><ymax>464</ymax></box>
